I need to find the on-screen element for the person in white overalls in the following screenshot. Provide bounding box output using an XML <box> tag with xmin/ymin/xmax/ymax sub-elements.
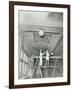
<box><xmin>46</xmin><ymin>50</ymin><xmax>50</xmax><ymax>65</ymax></box>
<box><xmin>39</xmin><ymin>49</ymin><xmax>45</xmax><ymax>66</ymax></box>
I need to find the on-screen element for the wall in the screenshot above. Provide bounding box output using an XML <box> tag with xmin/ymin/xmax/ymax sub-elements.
<box><xmin>0</xmin><ymin>0</ymin><xmax>72</xmax><ymax>90</ymax></box>
<box><xmin>19</xmin><ymin>11</ymin><xmax>63</xmax><ymax>27</ymax></box>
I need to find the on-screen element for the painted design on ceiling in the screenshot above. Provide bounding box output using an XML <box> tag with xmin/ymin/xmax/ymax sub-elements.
<box><xmin>21</xmin><ymin>31</ymin><xmax>62</xmax><ymax>57</ymax></box>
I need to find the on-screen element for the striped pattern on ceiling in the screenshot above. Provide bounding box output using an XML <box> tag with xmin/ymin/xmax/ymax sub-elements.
<box><xmin>21</xmin><ymin>31</ymin><xmax>62</xmax><ymax>57</ymax></box>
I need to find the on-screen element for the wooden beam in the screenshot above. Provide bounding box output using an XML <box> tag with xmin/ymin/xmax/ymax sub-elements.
<box><xmin>32</xmin><ymin>58</ymin><xmax>39</xmax><ymax>77</ymax></box>
<box><xmin>23</xmin><ymin>74</ymin><xmax>33</xmax><ymax>79</ymax></box>
<box><xmin>39</xmin><ymin>66</ymin><xmax>42</xmax><ymax>78</ymax></box>
<box><xmin>33</xmin><ymin>56</ymin><xmax>62</xmax><ymax>59</ymax></box>
<box><xmin>52</xmin><ymin>58</ymin><xmax>58</xmax><ymax>77</ymax></box>
<box><xmin>20</xmin><ymin>59</ymin><xmax>32</xmax><ymax>66</ymax></box>
<box><xmin>24</xmin><ymin>30</ymin><xmax>61</xmax><ymax>34</ymax></box>
<box><xmin>50</xmin><ymin>34</ymin><xmax>63</xmax><ymax>53</ymax></box>
<box><xmin>20</xmin><ymin>24</ymin><xmax>63</xmax><ymax>34</ymax></box>
<box><xmin>40</xmin><ymin>66</ymin><xmax>62</xmax><ymax>68</ymax></box>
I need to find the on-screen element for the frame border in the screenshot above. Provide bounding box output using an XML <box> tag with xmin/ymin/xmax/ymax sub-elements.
<box><xmin>9</xmin><ymin>1</ymin><xmax>70</xmax><ymax>89</ymax></box>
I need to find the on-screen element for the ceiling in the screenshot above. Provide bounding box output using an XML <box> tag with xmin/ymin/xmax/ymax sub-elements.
<box><xmin>18</xmin><ymin>11</ymin><xmax>63</xmax><ymax>57</ymax></box>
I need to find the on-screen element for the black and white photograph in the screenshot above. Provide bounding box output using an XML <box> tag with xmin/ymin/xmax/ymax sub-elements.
<box><xmin>9</xmin><ymin>1</ymin><xmax>70</xmax><ymax>88</ymax></box>
<box><xmin>18</xmin><ymin>11</ymin><xmax>63</xmax><ymax>79</ymax></box>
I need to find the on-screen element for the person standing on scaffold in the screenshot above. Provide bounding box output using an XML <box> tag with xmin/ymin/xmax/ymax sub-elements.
<box><xmin>39</xmin><ymin>49</ymin><xmax>45</xmax><ymax>66</ymax></box>
<box><xmin>46</xmin><ymin>50</ymin><xmax>50</xmax><ymax>65</ymax></box>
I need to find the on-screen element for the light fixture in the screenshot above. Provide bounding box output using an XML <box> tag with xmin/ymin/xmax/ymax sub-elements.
<box><xmin>51</xmin><ymin>53</ymin><xmax>54</xmax><ymax>56</ymax></box>
<box><xmin>39</xmin><ymin>30</ymin><xmax>44</xmax><ymax>36</ymax></box>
